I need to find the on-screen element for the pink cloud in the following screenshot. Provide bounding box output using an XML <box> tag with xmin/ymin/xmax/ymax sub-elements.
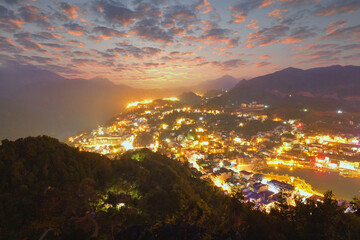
<box><xmin>259</xmin><ymin>0</ymin><xmax>273</xmax><ymax>8</ymax></box>
<box><xmin>232</xmin><ymin>13</ymin><xmax>246</xmax><ymax>23</ymax></box>
<box><xmin>247</xmin><ymin>20</ymin><xmax>259</xmax><ymax>29</ymax></box>
<box><xmin>58</xmin><ymin>2</ymin><xmax>79</xmax><ymax>19</ymax></box>
<box><xmin>315</xmin><ymin>2</ymin><xmax>360</xmax><ymax>16</ymax></box>
<box><xmin>259</xmin><ymin>55</ymin><xmax>270</xmax><ymax>59</ymax></box>
<box><xmin>254</xmin><ymin>61</ymin><xmax>271</xmax><ymax>68</ymax></box>
<box><xmin>326</xmin><ymin>21</ymin><xmax>347</xmax><ymax>35</ymax></box>
<box><xmin>268</xmin><ymin>9</ymin><xmax>288</xmax><ymax>19</ymax></box>
<box><xmin>281</xmin><ymin>36</ymin><xmax>303</xmax><ymax>43</ymax></box>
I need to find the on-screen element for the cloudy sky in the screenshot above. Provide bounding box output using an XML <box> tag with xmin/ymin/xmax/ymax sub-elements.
<box><xmin>1</xmin><ymin>0</ymin><xmax>359</xmax><ymax>88</ymax></box>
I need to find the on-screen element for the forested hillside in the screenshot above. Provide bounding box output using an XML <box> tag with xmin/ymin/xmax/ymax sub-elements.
<box><xmin>0</xmin><ymin>136</ymin><xmax>360</xmax><ymax>239</ymax></box>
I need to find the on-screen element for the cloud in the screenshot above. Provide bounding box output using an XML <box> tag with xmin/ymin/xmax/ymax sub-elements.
<box><xmin>169</xmin><ymin>51</ymin><xmax>194</xmax><ymax>56</ymax></box>
<box><xmin>0</xmin><ymin>36</ymin><xmax>18</xmax><ymax>53</ymax></box>
<box><xmin>254</xmin><ymin>61</ymin><xmax>272</xmax><ymax>68</ymax></box>
<box><xmin>93</xmin><ymin>1</ymin><xmax>138</xmax><ymax>26</ymax></box>
<box><xmin>42</xmin><ymin>43</ymin><xmax>68</xmax><ymax>50</ymax></box>
<box><xmin>229</xmin><ymin>0</ymin><xmax>264</xmax><ymax>23</ymax></box>
<box><xmin>130</xmin><ymin>18</ymin><xmax>173</xmax><ymax>44</ymax></box>
<box><xmin>336</xmin><ymin>44</ymin><xmax>360</xmax><ymax>51</ymax></box>
<box><xmin>315</xmin><ymin>0</ymin><xmax>360</xmax><ymax>16</ymax></box>
<box><xmin>293</xmin><ymin>44</ymin><xmax>342</xmax><ymax>65</ymax></box>
<box><xmin>63</xmin><ymin>23</ymin><xmax>86</xmax><ymax>36</ymax></box>
<box><xmin>231</xmin><ymin>13</ymin><xmax>246</xmax><ymax>23</ymax></box>
<box><xmin>260</xmin><ymin>0</ymin><xmax>273</xmax><ymax>8</ymax></box>
<box><xmin>15</xmin><ymin>54</ymin><xmax>57</xmax><ymax>64</ymax></box>
<box><xmin>14</xmin><ymin>32</ymin><xmax>45</xmax><ymax>52</ymax></box>
<box><xmin>2</xmin><ymin>0</ymin><xmax>21</xmax><ymax>5</ymax></box>
<box><xmin>281</xmin><ymin>27</ymin><xmax>316</xmax><ymax>43</ymax></box>
<box><xmin>92</xmin><ymin>26</ymin><xmax>129</xmax><ymax>40</ymax></box>
<box><xmin>259</xmin><ymin>55</ymin><xmax>270</xmax><ymax>59</ymax></box>
<box><xmin>194</xmin><ymin>0</ymin><xmax>214</xmax><ymax>14</ymax></box>
<box><xmin>212</xmin><ymin>59</ymin><xmax>245</xmax><ymax>70</ymax></box>
<box><xmin>134</xmin><ymin>3</ymin><xmax>163</xmax><ymax>18</ymax></box>
<box><xmin>195</xmin><ymin>0</ymin><xmax>210</xmax><ymax>10</ymax></box>
<box><xmin>326</xmin><ymin>21</ymin><xmax>347</xmax><ymax>34</ymax></box>
<box><xmin>247</xmin><ymin>20</ymin><xmax>259</xmax><ymax>29</ymax></box>
<box><xmin>67</xmin><ymin>39</ymin><xmax>85</xmax><ymax>48</ymax></box>
<box><xmin>247</xmin><ymin>25</ymin><xmax>289</xmax><ymax>47</ymax></box>
<box><xmin>108</xmin><ymin>43</ymin><xmax>163</xmax><ymax>59</ymax></box>
<box><xmin>71</xmin><ymin>58</ymin><xmax>98</xmax><ymax>66</ymax></box>
<box><xmin>58</xmin><ymin>2</ymin><xmax>79</xmax><ymax>19</ymax></box>
<box><xmin>162</xmin><ymin>5</ymin><xmax>198</xmax><ymax>29</ymax></box>
<box><xmin>0</xmin><ymin>5</ymin><xmax>26</xmax><ymax>32</ymax></box>
<box><xmin>278</xmin><ymin>0</ymin><xmax>320</xmax><ymax>5</ymax></box>
<box><xmin>293</xmin><ymin>43</ymin><xmax>337</xmax><ymax>51</ymax></box>
<box><xmin>18</xmin><ymin>5</ymin><xmax>50</xmax><ymax>28</ymax></box>
<box><xmin>37</xmin><ymin>32</ymin><xmax>64</xmax><ymax>40</ymax></box>
<box><xmin>193</xmin><ymin>27</ymin><xmax>240</xmax><ymax>48</ymax></box>
<box><xmin>320</xmin><ymin>24</ymin><xmax>360</xmax><ymax>41</ymax></box>
<box><xmin>268</xmin><ymin>9</ymin><xmax>288</xmax><ymax>19</ymax></box>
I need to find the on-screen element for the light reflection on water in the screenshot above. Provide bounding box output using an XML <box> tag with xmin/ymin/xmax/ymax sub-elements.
<box><xmin>262</xmin><ymin>167</ymin><xmax>360</xmax><ymax>200</ymax></box>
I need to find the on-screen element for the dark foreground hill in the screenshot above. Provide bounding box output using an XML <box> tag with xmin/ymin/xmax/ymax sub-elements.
<box><xmin>1</xmin><ymin>136</ymin><xmax>360</xmax><ymax>239</ymax></box>
<box><xmin>215</xmin><ymin>65</ymin><xmax>360</xmax><ymax>111</ymax></box>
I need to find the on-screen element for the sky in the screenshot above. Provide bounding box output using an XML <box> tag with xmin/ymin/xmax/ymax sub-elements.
<box><xmin>0</xmin><ymin>0</ymin><xmax>360</xmax><ymax>88</ymax></box>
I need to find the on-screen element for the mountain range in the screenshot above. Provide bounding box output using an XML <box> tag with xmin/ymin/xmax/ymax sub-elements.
<box><xmin>0</xmin><ymin>61</ymin><xmax>239</xmax><ymax>140</ymax></box>
<box><xmin>1</xmin><ymin>62</ymin><xmax>359</xmax><ymax>140</ymax></box>
<box><xmin>215</xmin><ymin>65</ymin><xmax>360</xmax><ymax>110</ymax></box>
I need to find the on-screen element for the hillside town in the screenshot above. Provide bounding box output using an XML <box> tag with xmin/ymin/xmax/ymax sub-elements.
<box><xmin>69</xmin><ymin>97</ymin><xmax>360</xmax><ymax>211</ymax></box>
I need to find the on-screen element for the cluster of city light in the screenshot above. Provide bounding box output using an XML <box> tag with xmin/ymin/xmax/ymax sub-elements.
<box><xmin>213</xmin><ymin>178</ymin><xmax>231</xmax><ymax>192</ymax></box>
<box><xmin>68</xmin><ymin>96</ymin><xmax>360</xmax><ymax>209</ymax></box>
<box><xmin>162</xmin><ymin>97</ymin><xmax>179</xmax><ymax>101</ymax></box>
<box><xmin>126</xmin><ymin>99</ymin><xmax>153</xmax><ymax>108</ymax></box>
<box><xmin>309</xmin><ymin>135</ymin><xmax>359</xmax><ymax>145</ymax></box>
<box><xmin>122</xmin><ymin>135</ymin><xmax>134</xmax><ymax>150</ymax></box>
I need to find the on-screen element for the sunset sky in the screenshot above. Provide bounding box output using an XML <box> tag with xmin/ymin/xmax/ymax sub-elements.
<box><xmin>1</xmin><ymin>0</ymin><xmax>359</xmax><ymax>88</ymax></box>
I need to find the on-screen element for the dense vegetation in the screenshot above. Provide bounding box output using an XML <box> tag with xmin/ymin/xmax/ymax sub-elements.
<box><xmin>1</xmin><ymin>136</ymin><xmax>360</xmax><ymax>239</ymax></box>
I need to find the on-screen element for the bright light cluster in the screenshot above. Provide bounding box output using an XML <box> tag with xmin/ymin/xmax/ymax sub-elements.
<box><xmin>126</xmin><ymin>99</ymin><xmax>153</xmax><ymax>108</ymax></box>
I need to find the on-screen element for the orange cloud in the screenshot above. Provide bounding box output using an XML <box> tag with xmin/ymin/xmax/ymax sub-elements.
<box><xmin>281</xmin><ymin>36</ymin><xmax>303</xmax><ymax>44</ymax></box>
<box><xmin>259</xmin><ymin>55</ymin><xmax>270</xmax><ymax>59</ymax></box>
<box><xmin>59</xmin><ymin>3</ymin><xmax>79</xmax><ymax>19</ymax></box>
<box><xmin>260</xmin><ymin>0</ymin><xmax>273</xmax><ymax>8</ymax></box>
<box><xmin>232</xmin><ymin>13</ymin><xmax>246</xmax><ymax>23</ymax></box>
<box><xmin>202</xmin><ymin>6</ymin><xmax>214</xmax><ymax>14</ymax></box>
<box><xmin>67</xmin><ymin>30</ymin><xmax>84</xmax><ymax>36</ymax></box>
<box><xmin>315</xmin><ymin>2</ymin><xmax>360</xmax><ymax>16</ymax></box>
<box><xmin>8</xmin><ymin>19</ymin><xmax>26</xmax><ymax>28</ymax></box>
<box><xmin>247</xmin><ymin>20</ymin><xmax>259</xmax><ymax>29</ymax></box>
<box><xmin>326</xmin><ymin>21</ymin><xmax>347</xmax><ymax>35</ymax></box>
<box><xmin>195</xmin><ymin>0</ymin><xmax>210</xmax><ymax>10</ymax></box>
<box><xmin>268</xmin><ymin>9</ymin><xmax>288</xmax><ymax>19</ymax></box>
<box><xmin>254</xmin><ymin>61</ymin><xmax>271</xmax><ymax>68</ymax></box>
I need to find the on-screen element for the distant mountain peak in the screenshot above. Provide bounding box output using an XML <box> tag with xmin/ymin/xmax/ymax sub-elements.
<box><xmin>221</xmin><ymin>64</ymin><xmax>360</xmax><ymax>105</ymax></box>
<box><xmin>279</xmin><ymin>67</ymin><xmax>302</xmax><ymax>72</ymax></box>
<box><xmin>89</xmin><ymin>77</ymin><xmax>114</xmax><ymax>85</ymax></box>
<box><xmin>194</xmin><ymin>75</ymin><xmax>240</xmax><ymax>92</ymax></box>
<box><xmin>219</xmin><ymin>74</ymin><xmax>236</xmax><ymax>79</ymax></box>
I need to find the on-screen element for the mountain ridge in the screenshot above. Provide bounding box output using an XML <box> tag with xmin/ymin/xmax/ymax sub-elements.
<box><xmin>217</xmin><ymin>65</ymin><xmax>360</xmax><ymax>108</ymax></box>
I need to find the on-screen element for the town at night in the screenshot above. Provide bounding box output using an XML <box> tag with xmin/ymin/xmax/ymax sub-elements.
<box><xmin>1</xmin><ymin>0</ymin><xmax>360</xmax><ymax>239</ymax></box>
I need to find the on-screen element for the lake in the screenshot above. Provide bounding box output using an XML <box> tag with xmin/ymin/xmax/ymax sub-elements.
<box><xmin>262</xmin><ymin>167</ymin><xmax>360</xmax><ymax>200</ymax></box>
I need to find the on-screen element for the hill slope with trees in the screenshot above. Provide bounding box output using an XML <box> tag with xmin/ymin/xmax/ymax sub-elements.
<box><xmin>0</xmin><ymin>136</ymin><xmax>360</xmax><ymax>239</ymax></box>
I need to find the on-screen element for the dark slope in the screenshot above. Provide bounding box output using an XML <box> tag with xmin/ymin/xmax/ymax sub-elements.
<box><xmin>0</xmin><ymin>136</ymin><xmax>227</xmax><ymax>239</ymax></box>
<box><xmin>216</xmin><ymin>65</ymin><xmax>360</xmax><ymax>109</ymax></box>
<box><xmin>1</xmin><ymin>136</ymin><xmax>360</xmax><ymax>239</ymax></box>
